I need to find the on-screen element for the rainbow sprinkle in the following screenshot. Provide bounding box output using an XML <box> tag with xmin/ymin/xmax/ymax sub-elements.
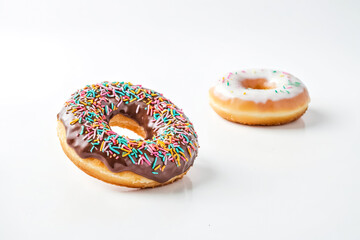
<box><xmin>61</xmin><ymin>82</ymin><xmax>199</xmax><ymax>177</ymax></box>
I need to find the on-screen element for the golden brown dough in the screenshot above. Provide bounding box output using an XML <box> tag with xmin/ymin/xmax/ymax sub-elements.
<box><xmin>57</xmin><ymin>118</ymin><xmax>188</xmax><ymax>188</ymax></box>
<box><xmin>209</xmin><ymin>69</ymin><xmax>310</xmax><ymax>125</ymax></box>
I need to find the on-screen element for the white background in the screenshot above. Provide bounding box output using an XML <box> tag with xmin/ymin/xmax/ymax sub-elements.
<box><xmin>0</xmin><ymin>0</ymin><xmax>359</xmax><ymax>239</ymax></box>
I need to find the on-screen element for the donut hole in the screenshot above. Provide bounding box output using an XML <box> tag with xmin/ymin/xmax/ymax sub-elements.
<box><xmin>241</xmin><ymin>78</ymin><xmax>276</xmax><ymax>90</ymax></box>
<box><xmin>109</xmin><ymin>114</ymin><xmax>146</xmax><ymax>140</ymax></box>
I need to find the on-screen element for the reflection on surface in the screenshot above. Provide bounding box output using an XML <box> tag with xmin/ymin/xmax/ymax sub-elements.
<box><xmin>104</xmin><ymin>157</ymin><xmax>215</xmax><ymax>196</ymax></box>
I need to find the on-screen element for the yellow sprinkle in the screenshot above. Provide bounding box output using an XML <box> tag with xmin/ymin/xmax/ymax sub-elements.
<box><xmin>243</xmin><ymin>92</ymin><xmax>246</xmax><ymax>95</ymax></box>
<box><xmin>70</xmin><ymin>119</ymin><xmax>79</xmax><ymax>125</ymax></box>
<box><xmin>100</xmin><ymin>141</ymin><xmax>105</xmax><ymax>151</ymax></box>
<box><xmin>180</xmin><ymin>152</ymin><xmax>188</xmax><ymax>161</ymax></box>
<box><xmin>121</xmin><ymin>148</ymin><xmax>131</xmax><ymax>153</ymax></box>
<box><xmin>187</xmin><ymin>147</ymin><xmax>192</xmax><ymax>157</ymax></box>
<box><xmin>280</xmin><ymin>74</ymin><xmax>284</xmax><ymax>77</ymax></box>
<box><xmin>154</xmin><ymin>165</ymin><xmax>161</xmax><ymax>171</ymax></box>
<box><xmin>122</xmin><ymin>152</ymin><xmax>130</xmax><ymax>157</ymax></box>
<box><xmin>161</xmin><ymin>165</ymin><xmax>166</xmax><ymax>171</ymax></box>
<box><xmin>130</xmin><ymin>98</ymin><xmax>136</xmax><ymax>102</ymax></box>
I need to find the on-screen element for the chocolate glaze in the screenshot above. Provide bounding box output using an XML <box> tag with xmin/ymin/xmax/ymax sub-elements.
<box><xmin>57</xmin><ymin>82</ymin><xmax>199</xmax><ymax>183</ymax></box>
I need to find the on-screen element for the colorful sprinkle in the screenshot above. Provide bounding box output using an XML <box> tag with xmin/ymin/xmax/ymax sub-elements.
<box><xmin>62</xmin><ymin>82</ymin><xmax>199</xmax><ymax>178</ymax></box>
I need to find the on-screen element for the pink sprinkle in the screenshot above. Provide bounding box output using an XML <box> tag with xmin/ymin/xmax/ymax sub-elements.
<box><xmin>143</xmin><ymin>156</ymin><xmax>151</xmax><ymax>166</ymax></box>
<box><xmin>117</xmin><ymin>99</ymin><xmax>123</xmax><ymax>107</ymax></box>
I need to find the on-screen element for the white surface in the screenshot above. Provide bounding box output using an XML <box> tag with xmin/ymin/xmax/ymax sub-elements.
<box><xmin>0</xmin><ymin>1</ymin><xmax>359</xmax><ymax>239</ymax></box>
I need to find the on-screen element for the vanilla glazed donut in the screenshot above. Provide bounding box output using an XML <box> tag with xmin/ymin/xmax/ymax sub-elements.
<box><xmin>209</xmin><ymin>69</ymin><xmax>310</xmax><ymax>125</ymax></box>
<box><xmin>57</xmin><ymin>82</ymin><xmax>199</xmax><ymax>188</ymax></box>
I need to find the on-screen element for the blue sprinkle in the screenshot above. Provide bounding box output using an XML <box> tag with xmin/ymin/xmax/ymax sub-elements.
<box><xmin>109</xmin><ymin>146</ymin><xmax>120</xmax><ymax>154</ymax></box>
<box><xmin>152</xmin><ymin>157</ymin><xmax>157</xmax><ymax>169</ymax></box>
<box><xmin>177</xmin><ymin>146</ymin><xmax>184</xmax><ymax>152</ymax></box>
<box><xmin>128</xmin><ymin>155</ymin><xmax>135</xmax><ymax>164</ymax></box>
<box><xmin>144</xmin><ymin>153</ymin><xmax>150</xmax><ymax>162</ymax></box>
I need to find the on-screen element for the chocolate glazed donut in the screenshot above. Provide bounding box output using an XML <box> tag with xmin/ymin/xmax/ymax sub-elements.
<box><xmin>57</xmin><ymin>82</ymin><xmax>199</xmax><ymax>187</ymax></box>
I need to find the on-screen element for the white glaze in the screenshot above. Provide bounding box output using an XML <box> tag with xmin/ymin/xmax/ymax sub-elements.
<box><xmin>213</xmin><ymin>69</ymin><xmax>307</xmax><ymax>103</ymax></box>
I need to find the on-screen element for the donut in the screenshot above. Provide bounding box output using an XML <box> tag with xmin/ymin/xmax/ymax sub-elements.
<box><xmin>209</xmin><ymin>69</ymin><xmax>310</xmax><ymax>125</ymax></box>
<box><xmin>57</xmin><ymin>82</ymin><xmax>199</xmax><ymax>188</ymax></box>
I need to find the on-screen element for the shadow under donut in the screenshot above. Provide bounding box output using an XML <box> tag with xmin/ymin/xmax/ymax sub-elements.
<box><xmin>103</xmin><ymin>157</ymin><xmax>215</xmax><ymax>195</ymax></box>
